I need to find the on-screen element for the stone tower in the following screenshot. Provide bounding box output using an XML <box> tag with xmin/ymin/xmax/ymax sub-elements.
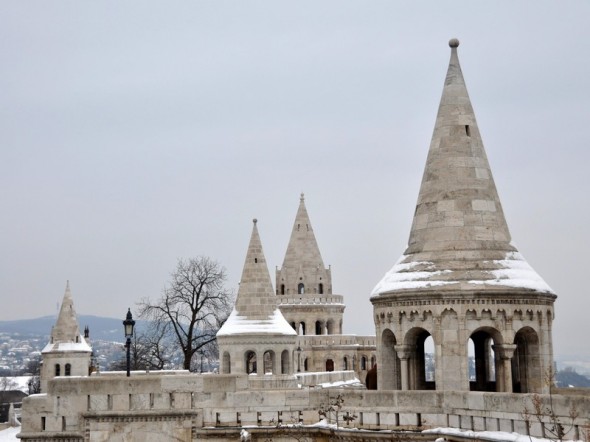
<box><xmin>40</xmin><ymin>281</ymin><xmax>92</xmax><ymax>392</ymax></box>
<box><xmin>276</xmin><ymin>193</ymin><xmax>344</xmax><ymax>336</ymax></box>
<box><xmin>371</xmin><ymin>39</ymin><xmax>556</xmax><ymax>394</ymax></box>
<box><xmin>217</xmin><ymin>219</ymin><xmax>297</xmax><ymax>379</ymax></box>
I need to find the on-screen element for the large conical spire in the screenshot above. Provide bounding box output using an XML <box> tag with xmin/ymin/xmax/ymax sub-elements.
<box><xmin>218</xmin><ymin>219</ymin><xmax>295</xmax><ymax>336</ymax></box>
<box><xmin>276</xmin><ymin>194</ymin><xmax>332</xmax><ymax>296</ymax></box>
<box><xmin>372</xmin><ymin>39</ymin><xmax>553</xmax><ymax>296</ymax></box>
<box><xmin>51</xmin><ymin>281</ymin><xmax>83</xmax><ymax>343</ymax></box>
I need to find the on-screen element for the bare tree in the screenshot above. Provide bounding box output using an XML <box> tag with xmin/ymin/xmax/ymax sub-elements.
<box><xmin>24</xmin><ymin>355</ymin><xmax>42</xmax><ymax>394</ymax></box>
<box><xmin>109</xmin><ymin>324</ymin><xmax>172</xmax><ymax>371</ymax></box>
<box><xmin>0</xmin><ymin>377</ymin><xmax>18</xmax><ymax>391</ymax></box>
<box><xmin>139</xmin><ymin>257</ymin><xmax>233</xmax><ymax>370</ymax></box>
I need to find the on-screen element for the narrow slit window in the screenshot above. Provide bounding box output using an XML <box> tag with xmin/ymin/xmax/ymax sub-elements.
<box><xmin>465</xmin><ymin>125</ymin><xmax>471</xmax><ymax>137</ymax></box>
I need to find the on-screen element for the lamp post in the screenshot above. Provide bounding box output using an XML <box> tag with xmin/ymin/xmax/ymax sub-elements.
<box><xmin>297</xmin><ymin>345</ymin><xmax>302</xmax><ymax>373</ymax></box>
<box><xmin>198</xmin><ymin>350</ymin><xmax>204</xmax><ymax>373</ymax></box>
<box><xmin>123</xmin><ymin>308</ymin><xmax>135</xmax><ymax>377</ymax></box>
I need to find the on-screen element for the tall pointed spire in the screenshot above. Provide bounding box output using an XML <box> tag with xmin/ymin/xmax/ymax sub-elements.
<box><xmin>234</xmin><ymin>219</ymin><xmax>279</xmax><ymax>319</ymax></box>
<box><xmin>51</xmin><ymin>280</ymin><xmax>83</xmax><ymax>343</ymax></box>
<box><xmin>281</xmin><ymin>193</ymin><xmax>326</xmax><ymax>272</ymax></box>
<box><xmin>218</xmin><ymin>219</ymin><xmax>295</xmax><ymax>336</ymax></box>
<box><xmin>372</xmin><ymin>39</ymin><xmax>553</xmax><ymax>296</ymax></box>
<box><xmin>276</xmin><ymin>194</ymin><xmax>332</xmax><ymax>296</ymax></box>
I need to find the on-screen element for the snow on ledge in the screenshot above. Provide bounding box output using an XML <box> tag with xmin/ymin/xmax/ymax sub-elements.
<box><xmin>423</xmin><ymin>427</ymin><xmax>575</xmax><ymax>442</ymax></box>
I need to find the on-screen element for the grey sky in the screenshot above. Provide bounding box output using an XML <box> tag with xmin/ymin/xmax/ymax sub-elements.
<box><xmin>2</xmin><ymin>2</ymin><xmax>589</xmax><ymax>360</ymax></box>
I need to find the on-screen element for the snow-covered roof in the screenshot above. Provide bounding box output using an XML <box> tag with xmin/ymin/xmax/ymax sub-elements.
<box><xmin>372</xmin><ymin>249</ymin><xmax>554</xmax><ymax>296</ymax></box>
<box><xmin>42</xmin><ymin>337</ymin><xmax>92</xmax><ymax>354</ymax></box>
<box><xmin>217</xmin><ymin>308</ymin><xmax>297</xmax><ymax>336</ymax></box>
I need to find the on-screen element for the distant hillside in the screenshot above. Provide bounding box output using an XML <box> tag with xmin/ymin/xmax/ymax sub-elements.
<box><xmin>0</xmin><ymin>315</ymin><xmax>148</xmax><ymax>343</ymax></box>
<box><xmin>556</xmin><ymin>368</ymin><xmax>590</xmax><ymax>388</ymax></box>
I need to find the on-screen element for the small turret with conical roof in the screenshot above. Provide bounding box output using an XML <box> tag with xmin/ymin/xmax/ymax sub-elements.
<box><xmin>275</xmin><ymin>194</ymin><xmax>344</xmax><ymax>336</ymax></box>
<box><xmin>371</xmin><ymin>40</ymin><xmax>556</xmax><ymax>394</ymax></box>
<box><xmin>276</xmin><ymin>193</ymin><xmax>332</xmax><ymax>297</ymax></box>
<box><xmin>217</xmin><ymin>219</ymin><xmax>297</xmax><ymax>380</ymax></box>
<box><xmin>41</xmin><ymin>282</ymin><xmax>92</xmax><ymax>392</ymax></box>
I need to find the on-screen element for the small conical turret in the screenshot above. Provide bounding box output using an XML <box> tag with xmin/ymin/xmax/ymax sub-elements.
<box><xmin>41</xmin><ymin>282</ymin><xmax>92</xmax><ymax>391</ymax></box>
<box><xmin>51</xmin><ymin>281</ymin><xmax>84</xmax><ymax>343</ymax></box>
<box><xmin>372</xmin><ymin>39</ymin><xmax>553</xmax><ymax>296</ymax></box>
<box><xmin>218</xmin><ymin>219</ymin><xmax>296</xmax><ymax>336</ymax></box>
<box><xmin>276</xmin><ymin>194</ymin><xmax>331</xmax><ymax>296</ymax></box>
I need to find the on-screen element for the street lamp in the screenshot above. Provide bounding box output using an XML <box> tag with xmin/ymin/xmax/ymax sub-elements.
<box><xmin>297</xmin><ymin>345</ymin><xmax>302</xmax><ymax>373</ymax></box>
<box><xmin>123</xmin><ymin>308</ymin><xmax>135</xmax><ymax>377</ymax></box>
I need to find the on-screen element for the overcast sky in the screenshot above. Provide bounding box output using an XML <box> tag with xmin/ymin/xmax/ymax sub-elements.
<box><xmin>2</xmin><ymin>2</ymin><xmax>589</xmax><ymax>361</ymax></box>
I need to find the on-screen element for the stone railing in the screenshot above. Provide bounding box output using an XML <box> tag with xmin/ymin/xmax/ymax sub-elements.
<box><xmin>297</xmin><ymin>335</ymin><xmax>376</xmax><ymax>348</ymax></box>
<box><xmin>276</xmin><ymin>295</ymin><xmax>344</xmax><ymax>306</ymax></box>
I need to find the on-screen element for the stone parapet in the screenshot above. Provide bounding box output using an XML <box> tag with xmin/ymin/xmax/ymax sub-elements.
<box><xmin>19</xmin><ymin>372</ymin><xmax>590</xmax><ymax>440</ymax></box>
<box><xmin>276</xmin><ymin>295</ymin><xmax>344</xmax><ymax>306</ymax></box>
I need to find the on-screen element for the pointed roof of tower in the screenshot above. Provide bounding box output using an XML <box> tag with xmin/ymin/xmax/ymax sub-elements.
<box><xmin>372</xmin><ymin>39</ymin><xmax>554</xmax><ymax>297</ymax></box>
<box><xmin>42</xmin><ymin>281</ymin><xmax>91</xmax><ymax>353</ymax></box>
<box><xmin>217</xmin><ymin>219</ymin><xmax>296</xmax><ymax>336</ymax></box>
<box><xmin>281</xmin><ymin>193</ymin><xmax>326</xmax><ymax>272</ymax></box>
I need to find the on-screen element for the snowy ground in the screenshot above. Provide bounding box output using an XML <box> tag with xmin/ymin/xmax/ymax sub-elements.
<box><xmin>0</xmin><ymin>426</ymin><xmax>19</xmax><ymax>442</ymax></box>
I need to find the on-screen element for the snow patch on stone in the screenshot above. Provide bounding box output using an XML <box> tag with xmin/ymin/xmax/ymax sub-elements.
<box><xmin>424</xmin><ymin>427</ymin><xmax>566</xmax><ymax>442</ymax></box>
<box><xmin>217</xmin><ymin>308</ymin><xmax>297</xmax><ymax>336</ymax></box>
<box><xmin>468</xmin><ymin>251</ymin><xmax>554</xmax><ymax>294</ymax></box>
<box><xmin>371</xmin><ymin>255</ymin><xmax>454</xmax><ymax>295</ymax></box>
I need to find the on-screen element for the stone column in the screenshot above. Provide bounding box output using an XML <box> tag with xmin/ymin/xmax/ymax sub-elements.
<box><xmin>395</xmin><ymin>345</ymin><xmax>413</xmax><ymax>390</ymax></box>
<box><xmin>493</xmin><ymin>344</ymin><xmax>517</xmax><ymax>392</ymax></box>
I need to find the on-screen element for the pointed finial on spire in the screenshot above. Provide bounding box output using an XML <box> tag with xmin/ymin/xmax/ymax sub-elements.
<box><xmin>300</xmin><ymin>192</ymin><xmax>305</xmax><ymax>202</ymax></box>
<box><xmin>253</xmin><ymin>218</ymin><xmax>257</xmax><ymax>225</ymax></box>
<box><xmin>449</xmin><ymin>38</ymin><xmax>460</xmax><ymax>48</ymax></box>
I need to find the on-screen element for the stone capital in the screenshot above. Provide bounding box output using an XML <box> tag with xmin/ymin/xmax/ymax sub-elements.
<box><xmin>493</xmin><ymin>344</ymin><xmax>517</xmax><ymax>360</ymax></box>
<box><xmin>394</xmin><ymin>344</ymin><xmax>414</xmax><ymax>360</ymax></box>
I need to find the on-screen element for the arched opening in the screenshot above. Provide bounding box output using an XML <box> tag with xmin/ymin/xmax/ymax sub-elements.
<box><xmin>263</xmin><ymin>350</ymin><xmax>275</xmax><ymax>374</ymax></box>
<box><xmin>298</xmin><ymin>283</ymin><xmax>305</xmax><ymax>294</ymax></box>
<box><xmin>65</xmin><ymin>363</ymin><xmax>71</xmax><ymax>376</ymax></box>
<box><xmin>315</xmin><ymin>321</ymin><xmax>323</xmax><ymax>335</ymax></box>
<box><xmin>404</xmin><ymin>327</ymin><xmax>435</xmax><ymax>390</ymax></box>
<box><xmin>371</xmin><ymin>356</ymin><xmax>376</xmax><ymax>368</ymax></box>
<box><xmin>290</xmin><ymin>321</ymin><xmax>296</xmax><ymax>331</ymax></box>
<box><xmin>326</xmin><ymin>359</ymin><xmax>334</xmax><ymax>372</ymax></box>
<box><xmin>381</xmin><ymin>329</ymin><xmax>400</xmax><ymax>390</ymax></box>
<box><xmin>281</xmin><ymin>350</ymin><xmax>290</xmax><ymax>374</ymax></box>
<box><xmin>318</xmin><ymin>283</ymin><xmax>323</xmax><ymax>294</ymax></box>
<box><xmin>280</xmin><ymin>284</ymin><xmax>285</xmax><ymax>295</ymax></box>
<box><xmin>361</xmin><ymin>356</ymin><xmax>367</xmax><ymax>371</ymax></box>
<box><xmin>469</xmin><ymin>328</ymin><xmax>501</xmax><ymax>392</ymax></box>
<box><xmin>303</xmin><ymin>357</ymin><xmax>309</xmax><ymax>371</ymax></box>
<box><xmin>298</xmin><ymin>322</ymin><xmax>306</xmax><ymax>336</ymax></box>
<box><xmin>222</xmin><ymin>352</ymin><xmax>231</xmax><ymax>374</ymax></box>
<box><xmin>343</xmin><ymin>356</ymin><xmax>349</xmax><ymax>370</ymax></box>
<box><xmin>55</xmin><ymin>364</ymin><xmax>61</xmax><ymax>377</ymax></box>
<box><xmin>512</xmin><ymin>327</ymin><xmax>541</xmax><ymax>393</ymax></box>
<box><xmin>245</xmin><ymin>351</ymin><xmax>257</xmax><ymax>374</ymax></box>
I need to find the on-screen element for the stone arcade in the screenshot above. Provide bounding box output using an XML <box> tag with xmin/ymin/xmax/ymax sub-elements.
<box><xmin>18</xmin><ymin>40</ymin><xmax>589</xmax><ymax>441</ymax></box>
